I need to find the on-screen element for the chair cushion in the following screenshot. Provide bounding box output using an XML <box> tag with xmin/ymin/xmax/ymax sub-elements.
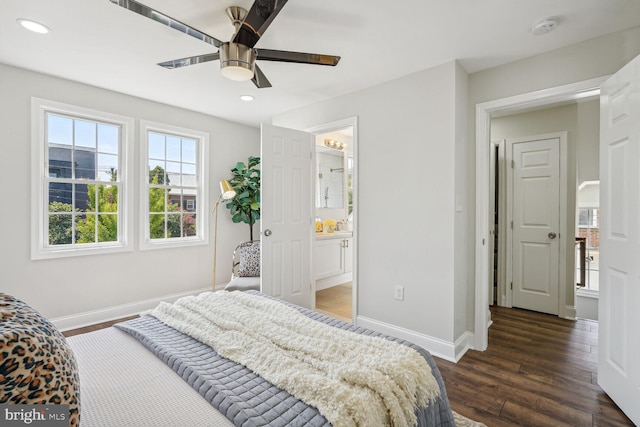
<box><xmin>224</xmin><ymin>277</ymin><xmax>261</xmax><ymax>292</ymax></box>
<box><xmin>237</xmin><ymin>241</ymin><xmax>260</xmax><ymax>277</ymax></box>
<box><xmin>0</xmin><ymin>293</ymin><xmax>80</xmax><ymax>426</ymax></box>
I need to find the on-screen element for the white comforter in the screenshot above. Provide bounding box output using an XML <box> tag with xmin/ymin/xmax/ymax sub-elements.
<box><xmin>150</xmin><ymin>291</ymin><xmax>440</xmax><ymax>427</ymax></box>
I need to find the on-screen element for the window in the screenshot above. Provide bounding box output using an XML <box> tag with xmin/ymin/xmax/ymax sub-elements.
<box><xmin>140</xmin><ymin>121</ymin><xmax>209</xmax><ymax>249</ymax></box>
<box><xmin>578</xmin><ymin>208</ymin><xmax>598</xmax><ymax>228</ymax></box>
<box><xmin>31</xmin><ymin>98</ymin><xmax>134</xmax><ymax>259</ymax></box>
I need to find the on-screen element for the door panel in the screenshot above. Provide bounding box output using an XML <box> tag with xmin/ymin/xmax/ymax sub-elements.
<box><xmin>598</xmin><ymin>54</ymin><xmax>640</xmax><ymax>425</ymax></box>
<box><xmin>510</xmin><ymin>136</ymin><xmax>560</xmax><ymax>315</ymax></box>
<box><xmin>260</xmin><ymin>124</ymin><xmax>314</xmax><ymax>308</ymax></box>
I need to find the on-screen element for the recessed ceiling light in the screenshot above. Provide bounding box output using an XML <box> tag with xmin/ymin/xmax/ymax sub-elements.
<box><xmin>17</xmin><ymin>19</ymin><xmax>50</xmax><ymax>34</ymax></box>
<box><xmin>240</xmin><ymin>95</ymin><xmax>254</xmax><ymax>102</ymax></box>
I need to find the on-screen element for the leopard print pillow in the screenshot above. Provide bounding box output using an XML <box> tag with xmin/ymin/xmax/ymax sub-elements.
<box><xmin>237</xmin><ymin>241</ymin><xmax>260</xmax><ymax>277</ymax></box>
<box><xmin>0</xmin><ymin>293</ymin><xmax>80</xmax><ymax>426</ymax></box>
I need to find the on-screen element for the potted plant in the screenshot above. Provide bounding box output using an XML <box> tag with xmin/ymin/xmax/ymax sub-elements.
<box><xmin>225</xmin><ymin>156</ymin><xmax>260</xmax><ymax>240</ymax></box>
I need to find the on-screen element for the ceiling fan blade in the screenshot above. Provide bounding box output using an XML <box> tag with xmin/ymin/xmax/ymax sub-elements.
<box><xmin>256</xmin><ymin>49</ymin><xmax>340</xmax><ymax>66</ymax></box>
<box><xmin>232</xmin><ymin>0</ymin><xmax>289</xmax><ymax>48</ymax></box>
<box><xmin>109</xmin><ymin>0</ymin><xmax>222</xmax><ymax>48</ymax></box>
<box><xmin>158</xmin><ymin>53</ymin><xmax>220</xmax><ymax>69</ymax></box>
<box><xmin>252</xmin><ymin>64</ymin><xmax>272</xmax><ymax>88</ymax></box>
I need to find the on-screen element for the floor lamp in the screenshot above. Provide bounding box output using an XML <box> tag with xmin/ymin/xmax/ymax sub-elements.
<box><xmin>212</xmin><ymin>179</ymin><xmax>236</xmax><ymax>290</ymax></box>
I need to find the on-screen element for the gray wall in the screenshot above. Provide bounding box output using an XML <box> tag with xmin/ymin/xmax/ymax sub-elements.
<box><xmin>274</xmin><ymin>61</ymin><xmax>469</xmax><ymax>356</ymax></box>
<box><xmin>0</xmin><ymin>63</ymin><xmax>259</xmax><ymax>326</ymax></box>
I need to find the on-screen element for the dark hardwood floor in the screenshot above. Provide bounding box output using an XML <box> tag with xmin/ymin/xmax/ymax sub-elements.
<box><xmin>63</xmin><ymin>305</ymin><xmax>633</xmax><ymax>426</ymax></box>
<box><xmin>435</xmin><ymin>306</ymin><xmax>633</xmax><ymax>426</ymax></box>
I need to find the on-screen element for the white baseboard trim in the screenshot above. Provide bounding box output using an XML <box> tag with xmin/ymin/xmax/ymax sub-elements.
<box><xmin>454</xmin><ymin>331</ymin><xmax>475</xmax><ymax>362</ymax></box>
<box><xmin>561</xmin><ymin>304</ymin><xmax>577</xmax><ymax>320</ymax></box>
<box><xmin>52</xmin><ymin>287</ymin><xmax>210</xmax><ymax>332</ymax></box>
<box><xmin>356</xmin><ymin>315</ymin><xmax>458</xmax><ymax>362</ymax></box>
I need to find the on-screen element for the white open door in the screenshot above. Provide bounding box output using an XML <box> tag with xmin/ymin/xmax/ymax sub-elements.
<box><xmin>260</xmin><ymin>124</ymin><xmax>314</xmax><ymax>308</ymax></box>
<box><xmin>598</xmin><ymin>54</ymin><xmax>640</xmax><ymax>425</ymax></box>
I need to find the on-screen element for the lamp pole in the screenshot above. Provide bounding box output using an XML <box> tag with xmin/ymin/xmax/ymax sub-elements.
<box><xmin>212</xmin><ymin>180</ymin><xmax>236</xmax><ymax>290</ymax></box>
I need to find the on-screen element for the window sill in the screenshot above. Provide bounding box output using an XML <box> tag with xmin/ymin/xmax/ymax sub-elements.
<box><xmin>32</xmin><ymin>243</ymin><xmax>132</xmax><ymax>260</ymax></box>
<box><xmin>139</xmin><ymin>236</ymin><xmax>207</xmax><ymax>251</ymax></box>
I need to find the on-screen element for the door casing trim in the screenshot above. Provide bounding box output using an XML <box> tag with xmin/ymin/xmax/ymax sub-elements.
<box><xmin>474</xmin><ymin>77</ymin><xmax>608</xmax><ymax>351</ymax></box>
<box><xmin>305</xmin><ymin>116</ymin><xmax>359</xmax><ymax>325</ymax></box>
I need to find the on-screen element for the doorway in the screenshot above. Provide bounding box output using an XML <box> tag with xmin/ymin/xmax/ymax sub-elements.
<box><xmin>306</xmin><ymin>118</ymin><xmax>358</xmax><ymax>323</ymax></box>
<box><xmin>474</xmin><ymin>77</ymin><xmax>607</xmax><ymax>351</ymax></box>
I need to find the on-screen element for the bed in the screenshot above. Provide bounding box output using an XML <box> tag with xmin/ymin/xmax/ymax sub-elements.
<box><xmin>2</xmin><ymin>291</ymin><xmax>458</xmax><ymax>427</ymax></box>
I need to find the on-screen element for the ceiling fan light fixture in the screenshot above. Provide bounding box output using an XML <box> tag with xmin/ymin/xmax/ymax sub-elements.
<box><xmin>220</xmin><ymin>42</ymin><xmax>255</xmax><ymax>81</ymax></box>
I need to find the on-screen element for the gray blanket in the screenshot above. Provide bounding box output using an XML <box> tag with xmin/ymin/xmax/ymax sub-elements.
<box><xmin>115</xmin><ymin>292</ymin><xmax>454</xmax><ymax>426</ymax></box>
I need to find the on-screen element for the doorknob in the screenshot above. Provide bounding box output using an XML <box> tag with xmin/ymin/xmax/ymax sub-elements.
<box><xmin>264</xmin><ymin>229</ymin><xmax>272</xmax><ymax>237</ymax></box>
<box><xmin>548</xmin><ymin>232</ymin><xmax>557</xmax><ymax>239</ymax></box>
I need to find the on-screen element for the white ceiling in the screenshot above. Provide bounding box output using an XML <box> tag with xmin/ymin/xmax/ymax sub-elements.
<box><xmin>1</xmin><ymin>0</ymin><xmax>639</xmax><ymax>127</ymax></box>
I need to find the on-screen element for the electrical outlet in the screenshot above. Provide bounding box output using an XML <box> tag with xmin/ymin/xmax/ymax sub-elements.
<box><xmin>394</xmin><ymin>285</ymin><xmax>404</xmax><ymax>301</ymax></box>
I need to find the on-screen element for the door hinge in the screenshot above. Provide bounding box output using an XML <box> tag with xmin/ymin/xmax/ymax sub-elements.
<box><xmin>510</xmin><ymin>282</ymin><xmax>513</xmax><ymax>290</ymax></box>
<box><xmin>510</xmin><ymin>221</ymin><xmax>513</xmax><ymax>229</ymax></box>
<box><xmin>511</xmin><ymin>160</ymin><xmax>515</xmax><ymax>169</ymax></box>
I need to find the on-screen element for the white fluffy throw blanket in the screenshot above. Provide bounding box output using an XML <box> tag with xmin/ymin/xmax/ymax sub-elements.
<box><xmin>150</xmin><ymin>291</ymin><xmax>440</xmax><ymax>427</ymax></box>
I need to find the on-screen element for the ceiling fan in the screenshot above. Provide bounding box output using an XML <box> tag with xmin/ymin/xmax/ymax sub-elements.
<box><xmin>109</xmin><ymin>0</ymin><xmax>341</xmax><ymax>88</ymax></box>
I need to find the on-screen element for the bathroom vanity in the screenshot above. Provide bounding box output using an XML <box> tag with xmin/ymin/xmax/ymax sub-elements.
<box><xmin>314</xmin><ymin>231</ymin><xmax>353</xmax><ymax>291</ymax></box>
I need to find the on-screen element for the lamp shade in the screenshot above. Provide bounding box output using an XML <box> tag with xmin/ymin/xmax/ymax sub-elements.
<box><xmin>220</xmin><ymin>179</ymin><xmax>236</xmax><ymax>200</ymax></box>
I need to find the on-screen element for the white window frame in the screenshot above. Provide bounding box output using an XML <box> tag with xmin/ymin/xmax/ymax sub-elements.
<box><xmin>30</xmin><ymin>98</ymin><xmax>134</xmax><ymax>260</ymax></box>
<box><xmin>139</xmin><ymin>120</ymin><xmax>209</xmax><ymax>250</ymax></box>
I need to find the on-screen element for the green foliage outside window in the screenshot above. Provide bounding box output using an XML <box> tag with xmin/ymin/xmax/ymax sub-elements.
<box><xmin>148</xmin><ymin>172</ymin><xmax>196</xmax><ymax>239</ymax></box>
<box><xmin>48</xmin><ymin>202</ymin><xmax>73</xmax><ymax>245</ymax></box>
<box><xmin>76</xmin><ymin>184</ymin><xmax>118</xmax><ymax>243</ymax></box>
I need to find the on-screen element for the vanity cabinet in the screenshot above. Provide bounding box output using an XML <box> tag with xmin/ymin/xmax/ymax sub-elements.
<box><xmin>315</xmin><ymin>234</ymin><xmax>352</xmax><ymax>290</ymax></box>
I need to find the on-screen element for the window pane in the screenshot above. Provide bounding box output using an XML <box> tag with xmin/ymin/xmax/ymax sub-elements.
<box><xmin>167</xmin><ymin>214</ymin><xmax>182</xmax><ymax>237</ymax></box>
<box><xmin>166</xmin><ymin>161</ymin><xmax>181</xmax><ymax>186</ymax></box>
<box><xmin>49</xmin><ymin>182</ymin><xmax>72</xmax><ymax>207</ymax></box>
<box><xmin>75</xmin><ymin>149</ymin><xmax>96</xmax><ymax>179</ymax></box>
<box><xmin>98</xmin><ymin>184</ymin><xmax>118</xmax><ymax>213</ymax></box>
<box><xmin>49</xmin><ymin>147</ymin><xmax>73</xmax><ymax>178</ymax></box>
<box><xmin>166</xmin><ymin>136</ymin><xmax>181</xmax><ymax>161</ymax></box>
<box><xmin>75</xmin><ymin>183</ymin><xmax>91</xmax><ymax>212</ymax></box>
<box><xmin>39</xmin><ymin>103</ymin><xmax>126</xmax><ymax>255</ymax></box>
<box><xmin>144</xmin><ymin>127</ymin><xmax>203</xmax><ymax>244</ymax></box>
<box><xmin>97</xmin><ymin>124</ymin><xmax>118</xmax><ymax>154</ymax></box>
<box><xmin>48</xmin><ymin>114</ymin><xmax>72</xmax><ymax>146</ymax></box>
<box><xmin>98</xmin><ymin>214</ymin><xmax>118</xmax><ymax>242</ymax></box>
<box><xmin>76</xmin><ymin>214</ymin><xmax>96</xmax><ymax>243</ymax></box>
<box><xmin>75</xmin><ymin>119</ymin><xmax>97</xmax><ymax>149</ymax></box>
<box><xmin>148</xmin><ymin>132</ymin><xmax>165</xmax><ymax>159</ymax></box>
<box><xmin>49</xmin><ymin>213</ymin><xmax>72</xmax><ymax>245</ymax></box>
<box><xmin>184</xmin><ymin>213</ymin><xmax>196</xmax><ymax>236</ymax></box>
<box><xmin>168</xmin><ymin>192</ymin><xmax>181</xmax><ymax>211</ymax></box>
<box><xmin>149</xmin><ymin>188</ymin><xmax>165</xmax><ymax>212</ymax></box>
<box><xmin>182</xmin><ymin>138</ymin><xmax>196</xmax><ymax>163</ymax></box>
<box><xmin>149</xmin><ymin>214</ymin><xmax>165</xmax><ymax>239</ymax></box>
<box><xmin>149</xmin><ymin>160</ymin><xmax>165</xmax><ymax>184</ymax></box>
<box><xmin>182</xmin><ymin>163</ymin><xmax>196</xmax><ymax>187</ymax></box>
<box><xmin>97</xmin><ymin>153</ymin><xmax>118</xmax><ymax>182</ymax></box>
<box><xmin>578</xmin><ymin>208</ymin><xmax>588</xmax><ymax>226</ymax></box>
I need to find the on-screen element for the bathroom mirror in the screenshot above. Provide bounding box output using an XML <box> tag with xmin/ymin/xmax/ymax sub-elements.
<box><xmin>316</xmin><ymin>146</ymin><xmax>345</xmax><ymax>209</ymax></box>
